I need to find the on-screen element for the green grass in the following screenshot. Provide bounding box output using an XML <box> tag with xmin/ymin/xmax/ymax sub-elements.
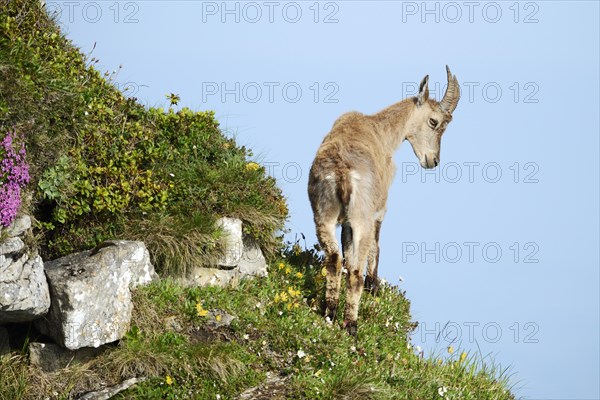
<box><xmin>0</xmin><ymin>257</ymin><xmax>516</xmax><ymax>399</ymax></box>
<box><xmin>0</xmin><ymin>2</ymin><xmax>516</xmax><ymax>398</ymax></box>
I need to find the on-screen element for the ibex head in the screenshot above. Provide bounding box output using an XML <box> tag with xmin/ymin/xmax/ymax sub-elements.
<box><xmin>405</xmin><ymin>65</ymin><xmax>460</xmax><ymax>169</ymax></box>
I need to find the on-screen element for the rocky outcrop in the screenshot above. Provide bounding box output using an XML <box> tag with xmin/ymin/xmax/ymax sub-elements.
<box><xmin>237</xmin><ymin>237</ymin><xmax>268</xmax><ymax>278</ymax></box>
<box><xmin>0</xmin><ymin>215</ymin><xmax>50</xmax><ymax>323</ymax></box>
<box><xmin>29</xmin><ymin>342</ymin><xmax>107</xmax><ymax>372</ymax></box>
<box><xmin>1</xmin><ymin>214</ymin><xmax>267</xmax><ymax>372</ymax></box>
<box><xmin>77</xmin><ymin>377</ymin><xmax>147</xmax><ymax>400</ymax></box>
<box><xmin>217</xmin><ymin>217</ymin><xmax>244</xmax><ymax>267</ymax></box>
<box><xmin>35</xmin><ymin>241</ymin><xmax>156</xmax><ymax>350</ymax></box>
<box><xmin>0</xmin><ymin>214</ymin><xmax>31</xmax><ymax>237</ymax></box>
<box><xmin>179</xmin><ymin>218</ymin><xmax>268</xmax><ymax>287</ymax></box>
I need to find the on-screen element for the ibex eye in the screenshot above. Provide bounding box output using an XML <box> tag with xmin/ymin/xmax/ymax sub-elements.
<box><xmin>429</xmin><ymin>118</ymin><xmax>438</xmax><ymax>128</ymax></box>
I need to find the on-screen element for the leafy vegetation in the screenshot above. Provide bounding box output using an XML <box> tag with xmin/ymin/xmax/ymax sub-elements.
<box><xmin>0</xmin><ymin>253</ymin><xmax>515</xmax><ymax>399</ymax></box>
<box><xmin>0</xmin><ymin>0</ymin><xmax>287</xmax><ymax>273</ymax></box>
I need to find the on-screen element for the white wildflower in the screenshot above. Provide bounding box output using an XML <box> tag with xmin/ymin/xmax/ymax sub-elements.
<box><xmin>415</xmin><ymin>345</ymin><xmax>422</xmax><ymax>353</ymax></box>
<box><xmin>438</xmin><ymin>386</ymin><xmax>448</xmax><ymax>397</ymax></box>
<box><xmin>297</xmin><ymin>349</ymin><xmax>306</xmax><ymax>358</ymax></box>
<box><xmin>243</xmin><ymin>334</ymin><xmax>249</xmax><ymax>340</ymax></box>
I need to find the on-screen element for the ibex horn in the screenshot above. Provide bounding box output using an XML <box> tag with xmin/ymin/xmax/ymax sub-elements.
<box><xmin>440</xmin><ymin>65</ymin><xmax>460</xmax><ymax>113</ymax></box>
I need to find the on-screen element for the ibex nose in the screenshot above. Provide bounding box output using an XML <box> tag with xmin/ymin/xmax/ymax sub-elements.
<box><xmin>422</xmin><ymin>154</ymin><xmax>439</xmax><ymax>169</ymax></box>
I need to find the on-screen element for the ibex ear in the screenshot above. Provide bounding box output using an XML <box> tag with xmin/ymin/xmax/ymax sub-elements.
<box><xmin>417</xmin><ymin>75</ymin><xmax>429</xmax><ymax>106</ymax></box>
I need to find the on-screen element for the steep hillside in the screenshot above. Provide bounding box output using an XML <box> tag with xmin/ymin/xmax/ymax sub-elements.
<box><xmin>0</xmin><ymin>250</ymin><xmax>515</xmax><ymax>399</ymax></box>
<box><xmin>0</xmin><ymin>1</ymin><xmax>516</xmax><ymax>399</ymax></box>
<box><xmin>0</xmin><ymin>0</ymin><xmax>288</xmax><ymax>274</ymax></box>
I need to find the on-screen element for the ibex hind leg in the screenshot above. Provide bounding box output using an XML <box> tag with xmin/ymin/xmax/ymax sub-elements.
<box><xmin>364</xmin><ymin>220</ymin><xmax>382</xmax><ymax>294</ymax></box>
<box><xmin>341</xmin><ymin>222</ymin><xmax>352</xmax><ymax>273</ymax></box>
<box><xmin>343</xmin><ymin>219</ymin><xmax>374</xmax><ymax>336</ymax></box>
<box><xmin>315</xmin><ymin>218</ymin><xmax>343</xmax><ymax>322</ymax></box>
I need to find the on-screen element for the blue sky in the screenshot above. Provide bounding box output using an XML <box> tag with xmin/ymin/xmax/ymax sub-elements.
<box><xmin>49</xmin><ymin>1</ymin><xmax>599</xmax><ymax>398</ymax></box>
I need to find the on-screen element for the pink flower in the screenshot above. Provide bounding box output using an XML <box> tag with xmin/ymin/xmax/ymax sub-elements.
<box><xmin>0</xmin><ymin>130</ymin><xmax>29</xmax><ymax>227</ymax></box>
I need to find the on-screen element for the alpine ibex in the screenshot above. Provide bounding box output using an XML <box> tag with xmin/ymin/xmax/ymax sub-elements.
<box><xmin>308</xmin><ymin>66</ymin><xmax>460</xmax><ymax>335</ymax></box>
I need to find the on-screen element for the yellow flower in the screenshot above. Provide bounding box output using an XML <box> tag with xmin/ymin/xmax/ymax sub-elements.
<box><xmin>288</xmin><ymin>287</ymin><xmax>301</xmax><ymax>298</ymax></box>
<box><xmin>246</xmin><ymin>162</ymin><xmax>260</xmax><ymax>171</ymax></box>
<box><xmin>285</xmin><ymin>267</ymin><xmax>291</xmax><ymax>274</ymax></box>
<box><xmin>437</xmin><ymin>358</ymin><xmax>443</xmax><ymax>365</ymax></box>
<box><xmin>295</xmin><ymin>272</ymin><xmax>303</xmax><ymax>279</ymax></box>
<box><xmin>447</xmin><ymin>346</ymin><xmax>455</xmax><ymax>354</ymax></box>
<box><xmin>274</xmin><ymin>293</ymin><xmax>281</xmax><ymax>303</ymax></box>
<box><xmin>314</xmin><ymin>369</ymin><xmax>322</xmax><ymax>377</ymax></box>
<box><xmin>287</xmin><ymin>303</ymin><xmax>293</xmax><ymax>311</ymax></box>
<box><xmin>460</xmin><ymin>352</ymin><xmax>467</xmax><ymax>362</ymax></box>
<box><xmin>215</xmin><ymin>314</ymin><xmax>222</xmax><ymax>322</ymax></box>
<box><xmin>293</xmin><ymin>303</ymin><xmax>299</xmax><ymax>308</ymax></box>
<box><xmin>278</xmin><ymin>262</ymin><xmax>285</xmax><ymax>270</ymax></box>
<box><xmin>196</xmin><ymin>303</ymin><xmax>208</xmax><ymax>317</ymax></box>
<box><xmin>321</xmin><ymin>267</ymin><xmax>327</xmax><ymax>277</ymax></box>
<box><xmin>165</xmin><ymin>375</ymin><xmax>173</xmax><ymax>385</ymax></box>
<box><xmin>279</xmin><ymin>292</ymin><xmax>288</xmax><ymax>302</ymax></box>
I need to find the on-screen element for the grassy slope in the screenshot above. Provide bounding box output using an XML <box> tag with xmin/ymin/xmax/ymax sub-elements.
<box><xmin>0</xmin><ymin>1</ymin><xmax>516</xmax><ymax>399</ymax></box>
<box><xmin>0</xmin><ymin>258</ymin><xmax>516</xmax><ymax>399</ymax></box>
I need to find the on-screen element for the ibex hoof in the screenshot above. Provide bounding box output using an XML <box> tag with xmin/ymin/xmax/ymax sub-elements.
<box><xmin>343</xmin><ymin>320</ymin><xmax>358</xmax><ymax>336</ymax></box>
<box><xmin>323</xmin><ymin>303</ymin><xmax>337</xmax><ymax>322</ymax></box>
